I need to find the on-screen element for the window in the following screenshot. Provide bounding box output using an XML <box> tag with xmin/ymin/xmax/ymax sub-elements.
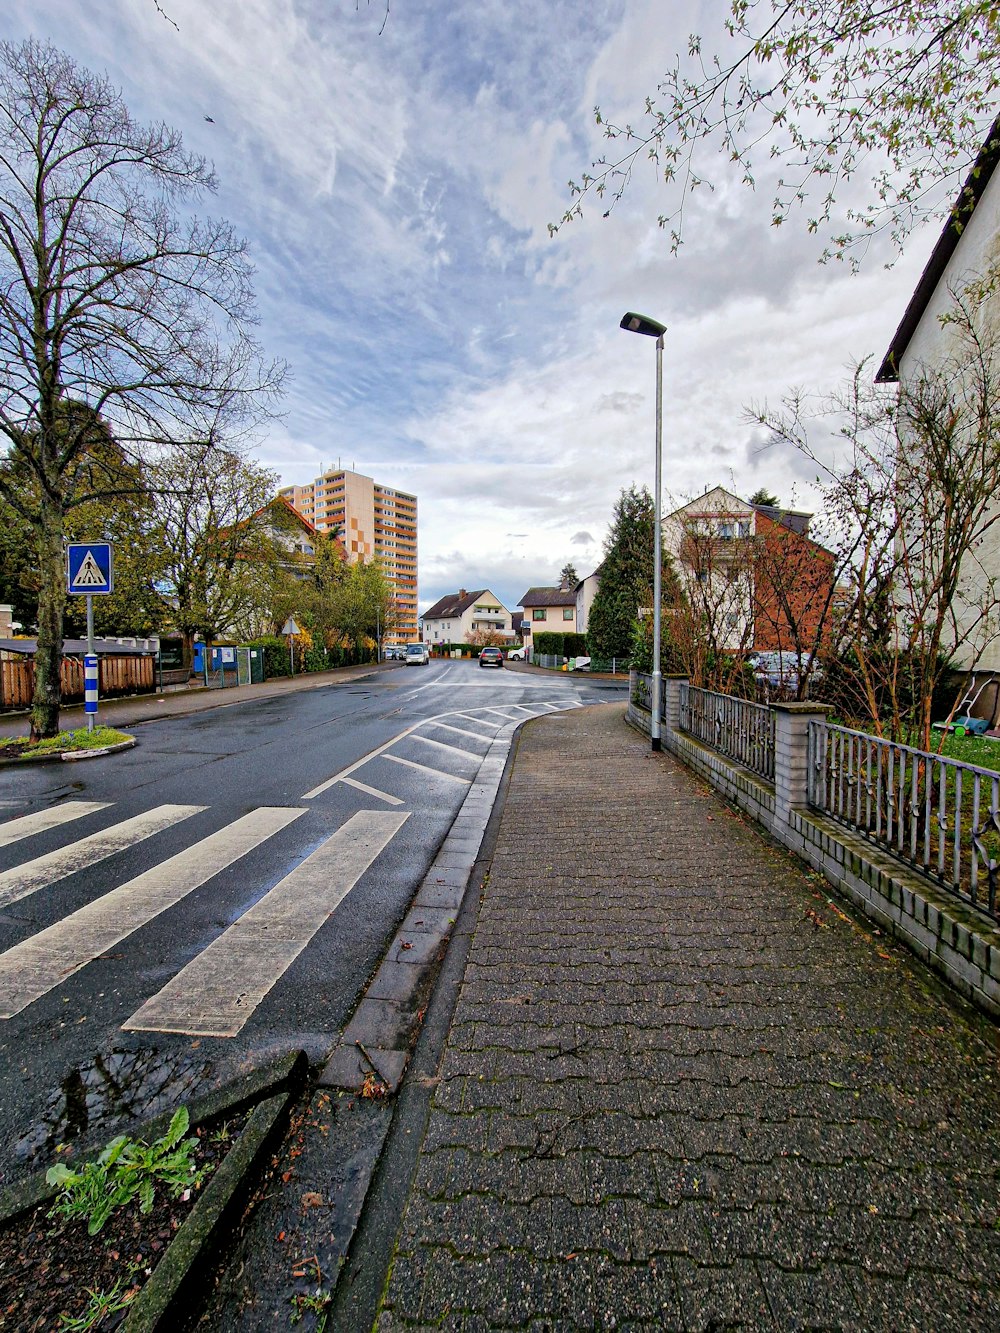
<box><xmin>532</xmin><ymin>609</ymin><xmax>546</xmax><ymax>621</ymax></box>
<box><xmin>562</xmin><ymin>608</ymin><xmax>573</xmax><ymax>621</ymax></box>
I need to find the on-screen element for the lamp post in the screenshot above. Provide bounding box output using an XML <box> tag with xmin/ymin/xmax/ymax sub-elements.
<box><xmin>620</xmin><ymin>311</ymin><xmax>667</xmax><ymax>752</ymax></box>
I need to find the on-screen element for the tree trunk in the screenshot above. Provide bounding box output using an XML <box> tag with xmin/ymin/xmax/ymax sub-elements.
<box><xmin>31</xmin><ymin>505</ymin><xmax>67</xmax><ymax>740</ymax></box>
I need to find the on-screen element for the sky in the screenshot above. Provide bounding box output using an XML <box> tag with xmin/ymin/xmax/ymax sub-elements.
<box><xmin>7</xmin><ymin>0</ymin><xmax>953</xmax><ymax>618</ymax></box>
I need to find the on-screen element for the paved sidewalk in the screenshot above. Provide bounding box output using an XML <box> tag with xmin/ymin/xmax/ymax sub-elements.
<box><xmin>376</xmin><ymin>703</ymin><xmax>1000</xmax><ymax>1331</ymax></box>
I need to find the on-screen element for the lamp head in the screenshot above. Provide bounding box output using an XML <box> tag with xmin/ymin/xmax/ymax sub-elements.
<box><xmin>620</xmin><ymin>311</ymin><xmax>667</xmax><ymax>338</ymax></box>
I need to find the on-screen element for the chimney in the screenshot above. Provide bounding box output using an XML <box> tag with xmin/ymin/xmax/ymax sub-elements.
<box><xmin>458</xmin><ymin>588</ymin><xmax>466</xmax><ymax>598</ymax></box>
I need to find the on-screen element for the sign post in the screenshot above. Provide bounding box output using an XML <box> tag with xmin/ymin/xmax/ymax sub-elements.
<box><xmin>281</xmin><ymin>617</ymin><xmax>300</xmax><ymax>677</ymax></box>
<box><xmin>66</xmin><ymin>544</ymin><xmax>114</xmax><ymax>732</ymax></box>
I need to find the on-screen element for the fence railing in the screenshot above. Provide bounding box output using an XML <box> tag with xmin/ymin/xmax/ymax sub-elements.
<box><xmin>680</xmin><ymin>684</ymin><xmax>776</xmax><ymax>782</ymax></box>
<box><xmin>808</xmin><ymin>719</ymin><xmax>1000</xmax><ymax>919</ymax></box>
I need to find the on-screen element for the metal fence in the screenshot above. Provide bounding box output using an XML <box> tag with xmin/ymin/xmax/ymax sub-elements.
<box><xmin>808</xmin><ymin>719</ymin><xmax>1000</xmax><ymax>919</ymax></box>
<box><xmin>679</xmin><ymin>685</ymin><xmax>776</xmax><ymax>782</ymax></box>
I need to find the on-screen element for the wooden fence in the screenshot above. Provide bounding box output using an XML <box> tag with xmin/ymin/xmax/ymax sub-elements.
<box><xmin>0</xmin><ymin>654</ymin><xmax>155</xmax><ymax>711</ymax></box>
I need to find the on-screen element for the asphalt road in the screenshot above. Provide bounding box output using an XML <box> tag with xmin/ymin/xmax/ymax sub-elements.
<box><xmin>0</xmin><ymin>660</ymin><xmax>625</xmax><ymax>1188</ymax></box>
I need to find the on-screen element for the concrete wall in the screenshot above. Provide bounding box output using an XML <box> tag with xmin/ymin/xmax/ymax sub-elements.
<box><xmin>627</xmin><ymin>672</ymin><xmax>1000</xmax><ymax>1023</ymax></box>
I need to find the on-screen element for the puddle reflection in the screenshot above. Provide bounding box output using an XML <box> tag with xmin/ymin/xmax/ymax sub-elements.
<box><xmin>16</xmin><ymin>1045</ymin><xmax>215</xmax><ymax>1162</ymax></box>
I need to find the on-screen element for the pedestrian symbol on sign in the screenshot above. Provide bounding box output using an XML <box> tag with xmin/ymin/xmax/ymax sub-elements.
<box><xmin>72</xmin><ymin>550</ymin><xmax>108</xmax><ymax>589</ymax></box>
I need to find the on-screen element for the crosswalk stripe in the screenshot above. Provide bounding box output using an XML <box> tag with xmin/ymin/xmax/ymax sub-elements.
<box><xmin>124</xmin><ymin>809</ymin><xmax>409</xmax><ymax>1037</ymax></box>
<box><xmin>383</xmin><ymin>753</ymin><xmax>470</xmax><ymax>783</ymax></box>
<box><xmin>0</xmin><ymin>801</ymin><xmax>111</xmax><ymax>848</ymax></box>
<box><xmin>340</xmin><ymin>775</ymin><xmax>404</xmax><ymax>805</ymax></box>
<box><xmin>0</xmin><ymin>807</ymin><xmax>303</xmax><ymax>1019</ymax></box>
<box><xmin>0</xmin><ymin>805</ymin><xmax>204</xmax><ymax>912</ymax></box>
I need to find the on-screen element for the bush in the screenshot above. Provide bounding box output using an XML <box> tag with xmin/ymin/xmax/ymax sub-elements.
<box><xmin>564</xmin><ymin>632</ymin><xmax>588</xmax><ymax>657</ymax></box>
<box><xmin>244</xmin><ymin>636</ymin><xmax>289</xmax><ymax>679</ymax></box>
<box><xmin>533</xmin><ymin>632</ymin><xmax>565</xmax><ymax>656</ymax></box>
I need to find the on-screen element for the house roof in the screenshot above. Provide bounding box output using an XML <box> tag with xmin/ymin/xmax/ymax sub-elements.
<box><xmin>876</xmin><ymin>114</ymin><xmax>1000</xmax><ymax>383</ymax></box>
<box><xmin>422</xmin><ymin>589</ymin><xmax>490</xmax><ymax>620</ymax></box>
<box><xmin>518</xmin><ymin>585</ymin><xmax>577</xmax><ymax>608</ymax></box>
<box><xmin>751</xmin><ymin>504</ymin><xmax>811</xmax><ymax>536</ymax></box>
<box><xmin>667</xmin><ymin>486</ymin><xmax>813</xmax><ymax>534</ymax></box>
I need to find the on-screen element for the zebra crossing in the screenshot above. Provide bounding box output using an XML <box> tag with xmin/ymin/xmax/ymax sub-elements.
<box><xmin>0</xmin><ymin>800</ymin><xmax>406</xmax><ymax>1036</ymax></box>
<box><xmin>0</xmin><ymin>699</ymin><xmax>582</xmax><ymax>1038</ymax></box>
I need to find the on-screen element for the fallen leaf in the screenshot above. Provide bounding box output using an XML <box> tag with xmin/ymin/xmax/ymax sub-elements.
<box><xmin>301</xmin><ymin>1192</ymin><xmax>323</xmax><ymax>1209</ymax></box>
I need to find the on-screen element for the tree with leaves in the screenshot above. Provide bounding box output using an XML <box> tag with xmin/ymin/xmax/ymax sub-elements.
<box><xmin>587</xmin><ymin>485</ymin><xmax>678</xmax><ymax>663</ymax></box>
<box><xmin>0</xmin><ymin>39</ymin><xmax>282</xmax><ymax>736</ymax></box>
<box><xmin>555</xmin><ymin>2</ymin><xmax>1000</xmax><ymax>264</ymax></box>
<box><xmin>559</xmin><ymin>562</ymin><xmax>579</xmax><ymax>588</ymax></box>
<box><xmin>148</xmin><ymin>449</ymin><xmax>289</xmax><ymax>659</ymax></box>
<box><xmin>326</xmin><ymin>558</ymin><xmax>396</xmax><ymax>660</ymax></box>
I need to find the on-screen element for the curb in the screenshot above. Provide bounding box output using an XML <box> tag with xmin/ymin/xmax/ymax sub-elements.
<box><xmin>0</xmin><ymin>736</ymin><xmax>135</xmax><ymax>768</ymax></box>
<box><xmin>0</xmin><ymin>1049</ymin><xmax>308</xmax><ymax>1331</ymax></box>
<box><xmin>317</xmin><ymin>720</ymin><xmax>519</xmax><ymax>1095</ymax></box>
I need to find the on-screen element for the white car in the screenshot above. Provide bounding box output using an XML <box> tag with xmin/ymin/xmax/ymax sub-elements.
<box><xmin>507</xmin><ymin>646</ymin><xmax>526</xmax><ymax>661</ymax></box>
<box><xmin>405</xmin><ymin>642</ymin><xmax>430</xmax><ymax>665</ymax></box>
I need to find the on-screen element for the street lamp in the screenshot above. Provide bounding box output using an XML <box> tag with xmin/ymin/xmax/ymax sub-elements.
<box><xmin>620</xmin><ymin>311</ymin><xmax>667</xmax><ymax>751</ymax></box>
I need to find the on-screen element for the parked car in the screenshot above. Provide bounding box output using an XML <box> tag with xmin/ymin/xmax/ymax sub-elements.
<box><xmin>507</xmin><ymin>645</ymin><xmax>526</xmax><ymax>661</ymax></box>
<box><xmin>382</xmin><ymin>647</ymin><xmax>399</xmax><ymax>660</ymax></box>
<box><xmin>748</xmin><ymin>650</ymin><xmax>821</xmax><ymax>693</ymax></box>
<box><xmin>479</xmin><ymin>646</ymin><xmax>504</xmax><ymax>669</ymax></box>
<box><xmin>405</xmin><ymin>642</ymin><xmax>430</xmax><ymax>665</ymax></box>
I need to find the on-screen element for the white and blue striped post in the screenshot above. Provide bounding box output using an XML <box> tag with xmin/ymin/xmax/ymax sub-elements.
<box><xmin>84</xmin><ymin>652</ymin><xmax>98</xmax><ymax>732</ymax></box>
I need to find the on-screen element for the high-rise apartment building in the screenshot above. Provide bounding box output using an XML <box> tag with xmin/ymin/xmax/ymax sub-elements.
<box><xmin>278</xmin><ymin>468</ymin><xmax>418</xmax><ymax>643</ymax></box>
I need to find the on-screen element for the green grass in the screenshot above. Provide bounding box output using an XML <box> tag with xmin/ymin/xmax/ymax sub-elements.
<box><xmin>0</xmin><ymin>725</ymin><xmax>133</xmax><ymax>758</ymax></box>
<box><xmin>936</xmin><ymin>732</ymin><xmax>1000</xmax><ymax>773</ymax></box>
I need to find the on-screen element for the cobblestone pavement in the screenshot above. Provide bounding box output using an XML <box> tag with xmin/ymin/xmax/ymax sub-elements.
<box><xmin>376</xmin><ymin>703</ymin><xmax>1000</xmax><ymax>1331</ymax></box>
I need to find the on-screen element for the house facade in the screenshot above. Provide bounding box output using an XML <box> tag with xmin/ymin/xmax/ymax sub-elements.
<box><xmin>662</xmin><ymin>487</ymin><xmax>836</xmax><ymax>655</ymax></box>
<box><xmin>575</xmin><ymin>569</ymin><xmax>601</xmax><ymax>634</ymax></box>
<box><xmin>421</xmin><ymin>589</ymin><xmax>514</xmax><ymax>646</ymax></box>
<box><xmin>518</xmin><ymin>584</ymin><xmax>578</xmax><ymax>652</ymax></box>
<box><xmin>877</xmin><ymin>118</ymin><xmax>1000</xmax><ymax>672</ymax></box>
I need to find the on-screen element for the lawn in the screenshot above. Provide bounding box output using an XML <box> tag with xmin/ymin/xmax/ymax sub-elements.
<box><xmin>0</xmin><ymin>726</ymin><xmax>133</xmax><ymax>759</ymax></box>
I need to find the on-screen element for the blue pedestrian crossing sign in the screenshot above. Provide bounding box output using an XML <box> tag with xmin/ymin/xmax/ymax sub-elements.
<box><xmin>67</xmin><ymin>543</ymin><xmax>114</xmax><ymax>595</ymax></box>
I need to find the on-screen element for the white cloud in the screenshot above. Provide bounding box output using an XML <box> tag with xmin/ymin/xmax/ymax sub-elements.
<box><xmin>6</xmin><ymin>0</ymin><xmax>946</xmax><ymax>621</ymax></box>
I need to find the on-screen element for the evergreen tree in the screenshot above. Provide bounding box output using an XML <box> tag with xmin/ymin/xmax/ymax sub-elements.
<box><xmin>587</xmin><ymin>485</ymin><xmax>677</xmax><ymax>661</ymax></box>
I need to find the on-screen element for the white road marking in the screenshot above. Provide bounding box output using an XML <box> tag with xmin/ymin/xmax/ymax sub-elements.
<box><xmin>124</xmin><ymin>810</ymin><xmax>409</xmax><ymax>1037</ymax></box>
<box><xmin>0</xmin><ymin>805</ymin><xmax>204</xmax><ymax>911</ymax></box>
<box><xmin>383</xmin><ymin>753</ymin><xmax>470</xmax><ymax>783</ymax></box>
<box><xmin>0</xmin><ymin>802</ymin><xmax>110</xmax><ymax>848</ymax></box>
<box><xmin>425</xmin><ymin>721</ymin><xmax>491</xmax><ymax>742</ymax></box>
<box><xmin>409</xmin><ymin>734</ymin><xmax>481</xmax><ymax>761</ymax></box>
<box><xmin>340</xmin><ymin>776</ymin><xmax>404</xmax><ymax>805</ymax></box>
<box><xmin>302</xmin><ymin>700</ymin><xmax>589</xmax><ymax>801</ymax></box>
<box><xmin>0</xmin><ymin>807</ymin><xmax>303</xmax><ymax>1019</ymax></box>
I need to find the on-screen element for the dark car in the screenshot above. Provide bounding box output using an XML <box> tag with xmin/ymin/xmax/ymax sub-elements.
<box><xmin>479</xmin><ymin>646</ymin><xmax>503</xmax><ymax>669</ymax></box>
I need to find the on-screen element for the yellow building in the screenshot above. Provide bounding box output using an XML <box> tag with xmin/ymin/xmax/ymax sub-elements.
<box><xmin>278</xmin><ymin>468</ymin><xmax>418</xmax><ymax>644</ymax></box>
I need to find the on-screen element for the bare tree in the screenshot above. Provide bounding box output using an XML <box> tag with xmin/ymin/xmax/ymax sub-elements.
<box><xmin>0</xmin><ymin>39</ymin><xmax>283</xmax><ymax>736</ymax></box>
<box><xmin>148</xmin><ymin>448</ymin><xmax>284</xmax><ymax>660</ymax></box>
<box><xmin>554</xmin><ymin>2</ymin><xmax>1000</xmax><ymax>263</ymax></box>
<box><xmin>757</xmin><ymin>283</ymin><xmax>1000</xmax><ymax>747</ymax></box>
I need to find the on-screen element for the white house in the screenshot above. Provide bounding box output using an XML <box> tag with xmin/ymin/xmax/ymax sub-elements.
<box><xmin>575</xmin><ymin>569</ymin><xmax>601</xmax><ymax>634</ymax></box>
<box><xmin>420</xmin><ymin>588</ymin><xmax>514</xmax><ymax>645</ymax></box>
<box><xmin>877</xmin><ymin>116</ymin><xmax>1000</xmax><ymax>672</ymax></box>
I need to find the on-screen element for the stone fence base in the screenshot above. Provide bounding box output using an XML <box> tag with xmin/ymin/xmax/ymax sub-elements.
<box><xmin>627</xmin><ymin>675</ymin><xmax>1000</xmax><ymax>1024</ymax></box>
